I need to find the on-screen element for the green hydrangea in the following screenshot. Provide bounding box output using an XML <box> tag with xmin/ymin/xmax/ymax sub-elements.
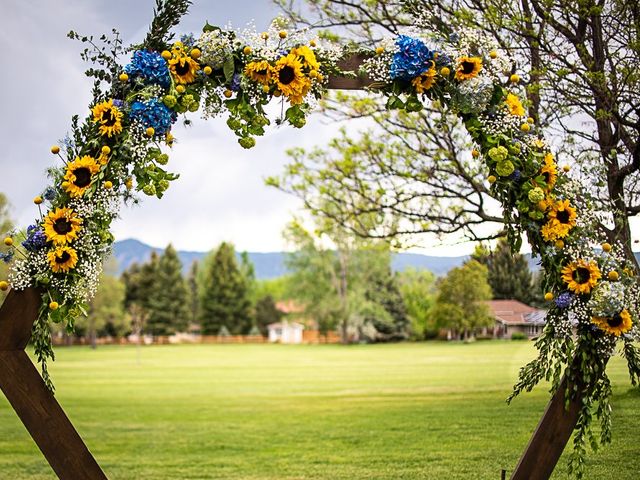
<box><xmin>163</xmin><ymin>95</ymin><xmax>177</xmax><ymax>108</ymax></box>
<box><xmin>528</xmin><ymin>187</ymin><xmax>545</xmax><ymax>203</ymax></box>
<box><xmin>528</xmin><ymin>210</ymin><xmax>544</xmax><ymax>220</ymax></box>
<box><xmin>489</xmin><ymin>146</ymin><xmax>509</xmax><ymax>162</ymax></box>
<box><xmin>496</xmin><ymin>160</ymin><xmax>515</xmax><ymax>177</ymax></box>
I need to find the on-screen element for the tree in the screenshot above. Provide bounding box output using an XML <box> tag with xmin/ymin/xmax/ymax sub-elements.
<box><xmin>429</xmin><ymin>260</ymin><xmax>493</xmax><ymax>340</ymax></box>
<box><xmin>145</xmin><ymin>244</ymin><xmax>188</xmax><ymax>335</ymax></box>
<box><xmin>186</xmin><ymin>261</ymin><xmax>200</xmax><ymax>330</ymax></box>
<box><xmin>199</xmin><ymin>242</ymin><xmax>251</xmax><ymax>335</ymax></box>
<box><xmin>273</xmin><ymin>0</ymin><xmax>640</xmax><ymax>268</ymax></box>
<box><xmin>0</xmin><ymin>193</ymin><xmax>13</xmax><ymax>303</ymax></box>
<box><xmin>472</xmin><ymin>239</ymin><xmax>539</xmax><ymax>304</ymax></box>
<box><xmin>122</xmin><ymin>256</ymin><xmax>157</xmax><ymax>339</ymax></box>
<box><xmin>397</xmin><ymin>268</ymin><xmax>437</xmax><ymax>339</ymax></box>
<box><xmin>254</xmin><ymin>295</ymin><xmax>283</xmax><ymax>336</ymax></box>
<box><xmin>364</xmin><ymin>267</ymin><xmax>410</xmax><ymax>341</ymax></box>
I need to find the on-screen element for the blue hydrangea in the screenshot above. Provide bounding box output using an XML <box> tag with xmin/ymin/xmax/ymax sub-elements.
<box><xmin>555</xmin><ymin>292</ymin><xmax>573</xmax><ymax>309</ymax></box>
<box><xmin>510</xmin><ymin>169</ymin><xmax>522</xmax><ymax>182</ymax></box>
<box><xmin>22</xmin><ymin>225</ymin><xmax>47</xmax><ymax>252</ymax></box>
<box><xmin>125</xmin><ymin>50</ymin><xmax>171</xmax><ymax>88</ymax></box>
<box><xmin>129</xmin><ymin>99</ymin><xmax>177</xmax><ymax>135</ymax></box>
<box><xmin>390</xmin><ymin>35</ymin><xmax>435</xmax><ymax>80</ymax></box>
<box><xmin>113</xmin><ymin>99</ymin><xmax>126</xmax><ymax>109</ymax></box>
<box><xmin>43</xmin><ymin>187</ymin><xmax>56</xmax><ymax>201</ymax></box>
<box><xmin>180</xmin><ymin>33</ymin><xmax>196</xmax><ymax>48</ymax></box>
<box><xmin>231</xmin><ymin>73</ymin><xmax>242</xmax><ymax>92</ymax></box>
<box><xmin>0</xmin><ymin>251</ymin><xmax>13</xmax><ymax>263</ymax></box>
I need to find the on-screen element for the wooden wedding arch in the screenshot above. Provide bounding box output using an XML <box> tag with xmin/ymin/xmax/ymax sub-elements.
<box><xmin>0</xmin><ymin>57</ymin><xmax>590</xmax><ymax>480</ymax></box>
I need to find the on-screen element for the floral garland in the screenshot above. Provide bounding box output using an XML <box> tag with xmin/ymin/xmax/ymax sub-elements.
<box><xmin>0</xmin><ymin>6</ymin><xmax>638</xmax><ymax>478</ymax></box>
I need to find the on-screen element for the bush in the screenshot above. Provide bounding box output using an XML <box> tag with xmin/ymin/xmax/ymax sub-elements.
<box><xmin>511</xmin><ymin>332</ymin><xmax>528</xmax><ymax>340</ymax></box>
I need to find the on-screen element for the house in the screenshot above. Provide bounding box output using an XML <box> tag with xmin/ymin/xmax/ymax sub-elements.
<box><xmin>487</xmin><ymin>299</ymin><xmax>546</xmax><ymax>339</ymax></box>
<box><xmin>267</xmin><ymin>321</ymin><xmax>305</xmax><ymax>344</ymax></box>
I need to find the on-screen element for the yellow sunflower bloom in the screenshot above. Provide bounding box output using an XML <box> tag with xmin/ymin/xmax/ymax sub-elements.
<box><xmin>549</xmin><ymin>199</ymin><xmax>577</xmax><ymax>229</ymax></box>
<box><xmin>169</xmin><ymin>52</ymin><xmax>200</xmax><ymax>84</ymax></box>
<box><xmin>290</xmin><ymin>45</ymin><xmax>320</xmax><ymax>72</ymax></box>
<box><xmin>47</xmin><ymin>245</ymin><xmax>79</xmax><ymax>273</ymax></box>
<box><xmin>561</xmin><ymin>259</ymin><xmax>601</xmax><ymax>294</ymax></box>
<box><xmin>91</xmin><ymin>100</ymin><xmax>123</xmax><ymax>138</ymax></box>
<box><xmin>244</xmin><ymin>60</ymin><xmax>273</xmax><ymax>85</ymax></box>
<box><xmin>540</xmin><ymin>153</ymin><xmax>557</xmax><ymax>189</ymax></box>
<box><xmin>273</xmin><ymin>54</ymin><xmax>311</xmax><ymax>105</ymax></box>
<box><xmin>411</xmin><ymin>63</ymin><xmax>437</xmax><ymax>93</ymax></box>
<box><xmin>455</xmin><ymin>56</ymin><xmax>482</xmax><ymax>81</ymax></box>
<box><xmin>63</xmin><ymin>155</ymin><xmax>100</xmax><ymax>198</ymax></box>
<box><xmin>505</xmin><ymin>93</ymin><xmax>525</xmax><ymax>116</ymax></box>
<box><xmin>43</xmin><ymin>208</ymin><xmax>83</xmax><ymax>245</ymax></box>
<box><xmin>592</xmin><ymin>309</ymin><xmax>633</xmax><ymax>336</ymax></box>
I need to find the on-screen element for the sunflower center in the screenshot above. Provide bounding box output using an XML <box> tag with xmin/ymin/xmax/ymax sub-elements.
<box><xmin>175</xmin><ymin>60</ymin><xmax>191</xmax><ymax>76</ymax></box>
<box><xmin>573</xmin><ymin>267</ymin><xmax>591</xmax><ymax>284</ymax></box>
<box><xmin>55</xmin><ymin>252</ymin><xmax>71</xmax><ymax>264</ymax></box>
<box><xmin>53</xmin><ymin>219</ymin><xmax>72</xmax><ymax>235</ymax></box>
<box><xmin>257</xmin><ymin>68</ymin><xmax>268</xmax><ymax>77</ymax></box>
<box><xmin>607</xmin><ymin>313</ymin><xmax>623</xmax><ymax>328</ymax></box>
<box><xmin>461</xmin><ymin>61</ymin><xmax>475</xmax><ymax>74</ymax></box>
<box><xmin>72</xmin><ymin>167</ymin><xmax>92</xmax><ymax>188</ymax></box>
<box><xmin>101</xmin><ymin>110</ymin><xmax>117</xmax><ymax>126</ymax></box>
<box><xmin>279</xmin><ymin>66</ymin><xmax>296</xmax><ymax>85</ymax></box>
<box><xmin>557</xmin><ymin>209</ymin><xmax>570</xmax><ymax>224</ymax></box>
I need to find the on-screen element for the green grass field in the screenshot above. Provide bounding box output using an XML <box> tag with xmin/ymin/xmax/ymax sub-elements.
<box><xmin>0</xmin><ymin>342</ymin><xmax>638</xmax><ymax>479</ymax></box>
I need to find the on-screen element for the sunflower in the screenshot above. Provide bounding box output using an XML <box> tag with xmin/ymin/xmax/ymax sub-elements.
<box><xmin>592</xmin><ymin>309</ymin><xmax>633</xmax><ymax>336</ymax></box>
<box><xmin>455</xmin><ymin>56</ymin><xmax>482</xmax><ymax>81</ymax></box>
<box><xmin>43</xmin><ymin>208</ymin><xmax>83</xmax><ymax>245</ymax></box>
<box><xmin>411</xmin><ymin>63</ymin><xmax>437</xmax><ymax>93</ymax></box>
<box><xmin>273</xmin><ymin>54</ymin><xmax>311</xmax><ymax>105</ymax></box>
<box><xmin>244</xmin><ymin>60</ymin><xmax>273</xmax><ymax>85</ymax></box>
<box><xmin>91</xmin><ymin>100</ymin><xmax>123</xmax><ymax>137</ymax></box>
<box><xmin>548</xmin><ymin>199</ymin><xmax>577</xmax><ymax>229</ymax></box>
<box><xmin>540</xmin><ymin>153</ymin><xmax>557</xmax><ymax>189</ymax></box>
<box><xmin>290</xmin><ymin>45</ymin><xmax>320</xmax><ymax>72</ymax></box>
<box><xmin>169</xmin><ymin>51</ymin><xmax>200</xmax><ymax>84</ymax></box>
<box><xmin>63</xmin><ymin>155</ymin><xmax>100</xmax><ymax>198</ymax></box>
<box><xmin>47</xmin><ymin>245</ymin><xmax>79</xmax><ymax>273</ymax></box>
<box><xmin>561</xmin><ymin>259</ymin><xmax>601</xmax><ymax>294</ymax></box>
<box><xmin>505</xmin><ymin>93</ymin><xmax>525</xmax><ymax>116</ymax></box>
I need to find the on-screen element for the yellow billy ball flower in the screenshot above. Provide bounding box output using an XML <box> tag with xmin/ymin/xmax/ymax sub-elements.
<box><xmin>190</xmin><ymin>48</ymin><xmax>201</xmax><ymax>59</ymax></box>
<box><xmin>440</xmin><ymin>67</ymin><xmax>450</xmax><ymax>76</ymax></box>
<box><xmin>49</xmin><ymin>301</ymin><xmax>59</xmax><ymax>310</ymax></box>
<box><xmin>608</xmin><ymin>271</ymin><xmax>619</xmax><ymax>281</ymax></box>
<box><xmin>243</xmin><ymin>46</ymin><xmax>252</xmax><ymax>55</ymax></box>
<box><xmin>261</xmin><ymin>32</ymin><xmax>269</xmax><ymax>40</ymax></box>
<box><xmin>563</xmin><ymin>165</ymin><xmax>570</xmax><ymax>172</ymax></box>
<box><xmin>34</xmin><ymin>196</ymin><xmax>43</xmax><ymax>205</ymax></box>
<box><xmin>527</xmin><ymin>117</ymin><xmax>535</xmax><ymax>124</ymax></box>
<box><xmin>125</xmin><ymin>178</ymin><xmax>133</xmax><ymax>190</ymax></box>
<box><xmin>309</xmin><ymin>70</ymin><xmax>319</xmax><ymax>78</ymax></box>
<box><xmin>520</xmin><ymin>123</ymin><xmax>531</xmax><ymax>132</ymax></box>
<box><xmin>544</xmin><ymin>292</ymin><xmax>554</xmax><ymax>301</ymax></box>
<box><xmin>146</xmin><ymin>127</ymin><xmax>155</xmax><ymax>137</ymax></box>
<box><xmin>602</xmin><ymin>242</ymin><xmax>612</xmax><ymax>252</ymax></box>
<box><xmin>510</xmin><ymin>73</ymin><xmax>520</xmax><ymax>83</ymax></box>
<box><xmin>375</xmin><ymin>47</ymin><xmax>384</xmax><ymax>55</ymax></box>
<box><xmin>3</xmin><ymin>237</ymin><xmax>13</xmax><ymax>246</ymax></box>
<box><xmin>119</xmin><ymin>73</ymin><xmax>129</xmax><ymax>81</ymax></box>
<box><xmin>279</xmin><ymin>30</ymin><xmax>287</xmax><ymax>39</ymax></box>
<box><xmin>472</xmin><ymin>149</ymin><xmax>480</xmax><ymax>158</ymax></box>
<box><xmin>488</xmin><ymin>175</ymin><xmax>497</xmax><ymax>184</ymax></box>
<box><xmin>161</xmin><ymin>50</ymin><xmax>172</xmax><ymax>60</ymax></box>
<box><xmin>489</xmin><ymin>51</ymin><xmax>498</xmax><ymax>59</ymax></box>
<box><xmin>262</xmin><ymin>85</ymin><xmax>270</xmax><ymax>93</ymax></box>
<box><xmin>224</xmin><ymin>90</ymin><xmax>233</xmax><ymax>98</ymax></box>
<box><xmin>203</xmin><ymin>66</ymin><xmax>212</xmax><ymax>75</ymax></box>
<box><xmin>273</xmin><ymin>90</ymin><xmax>282</xmax><ymax>97</ymax></box>
<box><xmin>104</xmin><ymin>181</ymin><xmax>113</xmax><ymax>189</ymax></box>
<box><xmin>310</xmin><ymin>40</ymin><xmax>317</xmax><ymax>47</ymax></box>
<box><xmin>101</xmin><ymin>146</ymin><xmax>111</xmax><ymax>154</ymax></box>
<box><xmin>176</xmin><ymin>85</ymin><xmax>185</xmax><ymax>94</ymax></box>
<box><xmin>0</xmin><ymin>281</ymin><xmax>8</xmax><ymax>291</ymax></box>
<box><xmin>51</xmin><ymin>145</ymin><xmax>60</xmax><ymax>154</ymax></box>
<box><xmin>555</xmin><ymin>240</ymin><xmax>565</xmax><ymax>249</ymax></box>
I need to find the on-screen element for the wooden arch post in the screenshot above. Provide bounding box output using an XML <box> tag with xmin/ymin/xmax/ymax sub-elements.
<box><xmin>0</xmin><ymin>59</ymin><xmax>582</xmax><ymax>480</ymax></box>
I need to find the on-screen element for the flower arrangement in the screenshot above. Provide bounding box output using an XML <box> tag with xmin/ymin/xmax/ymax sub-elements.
<box><xmin>359</xmin><ymin>25</ymin><xmax>640</xmax><ymax>476</ymax></box>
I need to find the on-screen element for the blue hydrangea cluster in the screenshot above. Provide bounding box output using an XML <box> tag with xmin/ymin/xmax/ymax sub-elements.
<box><xmin>180</xmin><ymin>33</ymin><xmax>196</xmax><ymax>48</ymax></box>
<box><xmin>390</xmin><ymin>35</ymin><xmax>435</xmax><ymax>81</ymax></box>
<box><xmin>230</xmin><ymin>73</ymin><xmax>242</xmax><ymax>92</ymax></box>
<box><xmin>555</xmin><ymin>292</ymin><xmax>573</xmax><ymax>309</ymax></box>
<box><xmin>43</xmin><ymin>187</ymin><xmax>56</xmax><ymax>201</ymax></box>
<box><xmin>129</xmin><ymin>99</ymin><xmax>177</xmax><ymax>135</ymax></box>
<box><xmin>22</xmin><ymin>225</ymin><xmax>47</xmax><ymax>252</ymax></box>
<box><xmin>125</xmin><ymin>50</ymin><xmax>171</xmax><ymax>88</ymax></box>
<box><xmin>0</xmin><ymin>251</ymin><xmax>13</xmax><ymax>263</ymax></box>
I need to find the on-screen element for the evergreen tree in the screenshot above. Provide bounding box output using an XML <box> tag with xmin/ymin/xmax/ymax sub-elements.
<box><xmin>146</xmin><ymin>244</ymin><xmax>188</xmax><ymax>335</ymax></box>
<box><xmin>365</xmin><ymin>268</ymin><xmax>410</xmax><ymax>341</ymax></box>
<box><xmin>473</xmin><ymin>239</ymin><xmax>537</xmax><ymax>305</ymax></box>
<box><xmin>122</xmin><ymin>253</ymin><xmax>158</xmax><ymax>336</ymax></box>
<box><xmin>254</xmin><ymin>295</ymin><xmax>282</xmax><ymax>336</ymax></box>
<box><xmin>187</xmin><ymin>261</ymin><xmax>200</xmax><ymax>330</ymax></box>
<box><xmin>199</xmin><ymin>242</ymin><xmax>251</xmax><ymax>334</ymax></box>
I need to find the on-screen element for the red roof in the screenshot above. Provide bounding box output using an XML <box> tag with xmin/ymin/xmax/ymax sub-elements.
<box><xmin>486</xmin><ymin>300</ymin><xmax>546</xmax><ymax>326</ymax></box>
<box><xmin>275</xmin><ymin>300</ymin><xmax>305</xmax><ymax>314</ymax></box>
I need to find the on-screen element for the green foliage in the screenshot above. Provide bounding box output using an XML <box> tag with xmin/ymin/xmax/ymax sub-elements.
<box><xmin>75</xmin><ymin>274</ymin><xmax>129</xmax><ymax>341</ymax></box>
<box><xmin>252</xmin><ymin>276</ymin><xmax>292</xmax><ymax>304</ymax></box>
<box><xmin>429</xmin><ymin>260</ymin><xmax>493</xmax><ymax>339</ymax></box>
<box><xmin>186</xmin><ymin>261</ymin><xmax>200</xmax><ymax>329</ymax></box>
<box><xmin>397</xmin><ymin>268</ymin><xmax>437</xmax><ymax>339</ymax></box>
<box><xmin>0</xmin><ymin>193</ymin><xmax>13</xmax><ymax>303</ymax></box>
<box><xmin>254</xmin><ymin>295</ymin><xmax>283</xmax><ymax>336</ymax></box>
<box><xmin>199</xmin><ymin>242</ymin><xmax>251</xmax><ymax>335</ymax></box>
<box><xmin>511</xmin><ymin>332</ymin><xmax>527</xmax><ymax>341</ymax></box>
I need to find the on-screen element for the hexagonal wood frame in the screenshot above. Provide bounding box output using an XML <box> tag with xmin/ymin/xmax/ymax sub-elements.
<box><xmin>0</xmin><ymin>60</ymin><xmax>586</xmax><ymax>479</ymax></box>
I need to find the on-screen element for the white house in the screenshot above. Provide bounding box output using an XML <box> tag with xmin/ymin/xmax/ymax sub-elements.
<box><xmin>267</xmin><ymin>321</ymin><xmax>304</xmax><ymax>344</ymax></box>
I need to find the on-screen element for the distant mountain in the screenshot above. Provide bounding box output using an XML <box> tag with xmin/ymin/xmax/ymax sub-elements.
<box><xmin>111</xmin><ymin>239</ymin><xmax>467</xmax><ymax>279</ymax></box>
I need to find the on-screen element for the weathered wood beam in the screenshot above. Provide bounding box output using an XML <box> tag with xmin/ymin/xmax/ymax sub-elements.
<box><xmin>0</xmin><ymin>288</ymin><xmax>107</xmax><ymax>480</ymax></box>
<box><xmin>327</xmin><ymin>54</ymin><xmax>371</xmax><ymax>90</ymax></box>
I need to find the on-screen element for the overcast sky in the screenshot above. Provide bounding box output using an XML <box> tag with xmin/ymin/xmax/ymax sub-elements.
<box><xmin>4</xmin><ymin>0</ymin><xmax>629</xmax><ymax>256</ymax></box>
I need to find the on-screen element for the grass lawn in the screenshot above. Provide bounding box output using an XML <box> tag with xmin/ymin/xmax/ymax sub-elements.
<box><xmin>0</xmin><ymin>341</ymin><xmax>638</xmax><ymax>479</ymax></box>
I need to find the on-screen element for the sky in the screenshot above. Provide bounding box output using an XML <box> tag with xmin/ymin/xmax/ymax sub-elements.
<box><xmin>5</xmin><ymin>0</ymin><xmax>631</xmax><ymax>257</ymax></box>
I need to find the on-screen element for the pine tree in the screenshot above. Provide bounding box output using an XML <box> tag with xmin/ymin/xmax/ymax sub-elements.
<box><xmin>146</xmin><ymin>245</ymin><xmax>188</xmax><ymax>335</ymax></box>
<box><xmin>365</xmin><ymin>268</ymin><xmax>410</xmax><ymax>341</ymax></box>
<box><xmin>187</xmin><ymin>261</ymin><xmax>200</xmax><ymax>330</ymax></box>
<box><xmin>199</xmin><ymin>242</ymin><xmax>251</xmax><ymax>334</ymax></box>
<box><xmin>254</xmin><ymin>295</ymin><xmax>282</xmax><ymax>336</ymax></box>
